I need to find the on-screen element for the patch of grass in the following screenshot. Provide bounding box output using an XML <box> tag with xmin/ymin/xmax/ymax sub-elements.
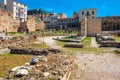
<box><xmin>41</xmin><ymin>30</ymin><xmax>79</xmax><ymax>36</ymax></box>
<box><xmin>56</xmin><ymin>39</ymin><xmax>111</xmax><ymax>55</ymax></box>
<box><xmin>55</xmin><ymin>40</ymin><xmax>66</xmax><ymax>47</ymax></box>
<box><xmin>8</xmin><ymin>32</ymin><xmax>23</xmax><ymax>35</ymax></box>
<box><xmin>0</xmin><ymin>54</ymin><xmax>34</xmax><ymax>78</ymax></box>
<box><xmin>30</xmin><ymin>43</ymin><xmax>49</xmax><ymax>49</ymax></box>
<box><xmin>81</xmin><ymin>37</ymin><xmax>91</xmax><ymax>44</ymax></box>
<box><xmin>81</xmin><ymin>37</ymin><xmax>91</xmax><ymax>48</ymax></box>
<box><xmin>114</xmin><ymin>36</ymin><xmax>120</xmax><ymax>42</ymax></box>
<box><xmin>23</xmin><ymin>43</ymin><xmax>49</xmax><ymax>49</ymax></box>
<box><xmin>63</xmin><ymin>36</ymin><xmax>77</xmax><ymax>40</ymax></box>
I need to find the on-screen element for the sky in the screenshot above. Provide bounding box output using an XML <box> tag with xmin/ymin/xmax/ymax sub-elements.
<box><xmin>17</xmin><ymin>0</ymin><xmax>120</xmax><ymax>17</ymax></box>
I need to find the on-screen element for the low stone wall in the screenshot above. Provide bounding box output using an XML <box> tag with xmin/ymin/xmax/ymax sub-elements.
<box><xmin>9</xmin><ymin>47</ymin><xmax>60</xmax><ymax>55</ymax></box>
<box><xmin>100</xmin><ymin>41</ymin><xmax>120</xmax><ymax>48</ymax></box>
<box><xmin>64</xmin><ymin>43</ymin><xmax>83</xmax><ymax>48</ymax></box>
<box><xmin>53</xmin><ymin>38</ymin><xmax>80</xmax><ymax>43</ymax></box>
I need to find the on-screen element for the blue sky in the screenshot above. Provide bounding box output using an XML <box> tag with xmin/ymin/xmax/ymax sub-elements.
<box><xmin>17</xmin><ymin>0</ymin><xmax>120</xmax><ymax>17</ymax></box>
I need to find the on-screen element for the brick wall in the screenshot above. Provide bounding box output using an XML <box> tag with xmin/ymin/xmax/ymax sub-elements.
<box><xmin>87</xmin><ymin>18</ymin><xmax>102</xmax><ymax>36</ymax></box>
<box><xmin>81</xmin><ymin>18</ymin><xmax>102</xmax><ymax>37</ymax></box>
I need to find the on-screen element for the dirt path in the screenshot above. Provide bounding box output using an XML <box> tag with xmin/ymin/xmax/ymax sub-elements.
<box><xmin>91</xmin><ymin>37</ymin><xmax>99</xmax><ymax>48</ymax></box>
<box><xmin>42</xmin><ymin>36</ymin><xmax>120</xmax><ymax>80</ymax></box>
<box><xmin>40</xmin><ymin>36</ymin><xmax>65</xmax><ymax>49</ymax></box>
<box><xmin>73</xmin><ymin>53</ymin><xmax>120</xmax><ymax>80</ymax></box>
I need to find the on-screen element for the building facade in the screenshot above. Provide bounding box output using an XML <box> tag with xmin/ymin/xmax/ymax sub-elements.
<box><xmin>57</xmin><ymin>18</ymin><xmax>79</xmax><ymax>31</ymax></box>
<box><xmin>57</xmin><ymin>13</ymin><xmax>67</xmax><ymax>19</ymax></box>
<box><xmin>43</xmin><ymin>12</ymin><xmax>58</xmax><ymax>29</ymax></box>
<box><xmin>42</xmin><ymin>12</ymin><xmax>80</xmax><ymax>31</ymax></box>
<box><xmin>81</xmin><ymin>16</ymin><xmax>120</xmax><ymax>36</ymax></box>
<box><xmin>79</xmin><ymin>8</ymin><xmax>97</xmax><ymax>20</ymax></box>
<box><xmin>0</xmin><ymin>0</ymin><xmax>27</xmax><ymax>22</ymax></box>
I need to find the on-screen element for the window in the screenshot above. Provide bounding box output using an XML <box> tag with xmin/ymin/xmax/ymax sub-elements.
<box><xmin>92</xmin><ymin>16</ymin><xmax>94</xmax><ymax>19</ymax></box>
<box><xmin>82</xmin><ymin>11</ymin><xmax>84</xmax><ymax>15</ymax></box>
<box><xmin>4</xmin><ymin>5</ymin><xmax>7</xmax><ymax>9</ymax></box>
<box><xmin>87</xmin><ymin>11</ymin><xmax>89</xmax><ymax>16</ymax></box>
<box><xmin>92</xmin><ymin>11</ymin><xmax>94</xmax><ymax>15</ymax></box>
<box><xmin>16</xmin><ymin>12</ymin><xmax>19</xmax><ymax>17</ymax></box>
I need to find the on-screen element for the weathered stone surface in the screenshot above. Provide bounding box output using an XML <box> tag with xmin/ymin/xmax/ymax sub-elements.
<box><xmin>61</xmin><ymin>59</ymin><xmax>71</xmax><ymax>66</ymax></box>
<box><xmin>15</xmin><ymin>69</ymin><xmax>29</xmax><ymax>77</ymax></box>
<box><xmin>100</xmin><ymin>41</ymin><xmax>120</xmax><ymax>48</ymax></box>
<box><xmin>9</xmin><ymin>47</ymin><xmax>62</xmax><ymax>55</ymax></box>
<box><xmin>10</xmin><ymin>66</ymin><xmax>21</xmax><ymax>72</ymax></box>
<box><xmin>35</xmin><ymin>20</ymin><xmax>45</xmax><ymax>31</ymax></box>
<box><xmin>47</xmin><ymin>48</ymin><xmax>61</xmax><ymax>53</ymax></box>
<box><xmin>64</xmin><ymin>43</ymin><xmax>83</xmax><ymax>48</ymax></box>
<box><xmin>4</xmin><ymin>49</ymin><xmax>73</xmax><ymax>80</ymax></box>
<box><xmin>53</xmin><ymin>38</ymin><xmax>80</xmax><ymax>43</ymax></box>
<box><xmin>43</xmin><ymin>72</ymin><xmax>49</xmax><ymax>77</ymax></box>
<box><xmin>9</xmin><ymin>48</ymin><xmax>49</xmax><ymax>55</ymax></box>
<box><xmin>114</xmin><ymin>49</ymin><xmax>120</xmax><ymax>54</ymax></box>
<box><xmin>52</xmin><ymin>71</ymin><xmax>58</xmax><ymax>75</ymax></box>
<box><xmin>0</xmin><ymin>48</ymin><xmax>10</xmax><ymax>54</ymax></box>
<box><xmin>39</xmin><ymin>57</ymin><xmax>48</xmax><ymax>62</ymax></box>
<box><xmin>30</xmin><ymin>57</ymin><xmax>39</xmax><ymax>65</ymax></box>
<box><xmin>25</xmin><ymin>63</ymin><xmax>30</xmax><ymax>66</ymax></box>
<box><xmin>0</xmin><ymin>35</ymin><xmax>39</xmax><ymax>48</ymax></box>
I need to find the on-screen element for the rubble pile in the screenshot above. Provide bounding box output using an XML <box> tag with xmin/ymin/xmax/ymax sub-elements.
<box><xmin>5</xmin><ymin>51</ymin><xmax>73</xmax><ymax>80</ymax></box>
<box><xmin>0</xmin><ymin>35</ymin><xmax>38</xmax><ymax>48</ymax></box>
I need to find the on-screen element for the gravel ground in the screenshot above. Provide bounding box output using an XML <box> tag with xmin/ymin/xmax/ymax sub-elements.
<box><xmin>73</xmin><ymin>53</ymin><xmax>120</xmax><ymax>80</ymax></box>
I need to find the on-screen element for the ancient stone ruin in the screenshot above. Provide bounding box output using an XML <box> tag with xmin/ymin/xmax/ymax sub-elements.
<box><xmin>0</xmin><ymin>49</ymin><xmax>74</xmax><ymax>80</ymax></box>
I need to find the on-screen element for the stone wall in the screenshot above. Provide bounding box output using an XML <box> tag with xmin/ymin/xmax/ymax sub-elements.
<box><xmin>0</xmin><ymin>9</ymin><xmax>13</xmax><ymax>32</ymax></box>
<box><xmin>27</xmin><ymin>15</ymin><xmax>36</xmax><ymax>32</ymax></box>
<box><xmin>0</xmin><ymin>9</ymin><xmax>21</xmax><ymax>32</ymax></box>
<box><xmin>8</xmin><ymin>20</ymin><xmax>20</xmax><ymax>32</ymax></box>
<box><xmin>35</xmin><ymin>20</ymin><xmax>45</xmax><ymax>31</ymax></box>
<box><xmin>87</xmin><ymin>18</ymin><xmax>102</xmax><ymax>36</ymax></box>
<box><xmin>0</xmin><ymin>9</ymin><xmax>45</xmax><ymax>33</ymax></box>
<box><xmin>15</xmin><ymin>15</ymin><xmax>45</xmax><ymax>32</ymax></box>
<box><xmin>80</xmin><ymin>18</ymin><xmax>102</xmax><ymax>37</ymax></box>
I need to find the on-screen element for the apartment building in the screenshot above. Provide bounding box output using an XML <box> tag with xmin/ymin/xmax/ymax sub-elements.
<box><xmin>57</xmin><ymin>13</ymin><xmax>67</xmax><ymax>19</ymax></box>
<box><xmin>79</xmin><ymin>8</ymin><xmax>97</xmax><ymax>20</ymax></box>
<box><xmin>43</xmin><ymin>12</ymin><xmax>58</xmax><ymax>29</ymax></box>
<box><xmin>58</xmin><ymin>18</ymin><xmax>79</xmax><ymax>31</ymax></box>
<box><xmin>0</xmin><ymin>0</ymin><xmax>27</xmax><ymax>22</ymax></box>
